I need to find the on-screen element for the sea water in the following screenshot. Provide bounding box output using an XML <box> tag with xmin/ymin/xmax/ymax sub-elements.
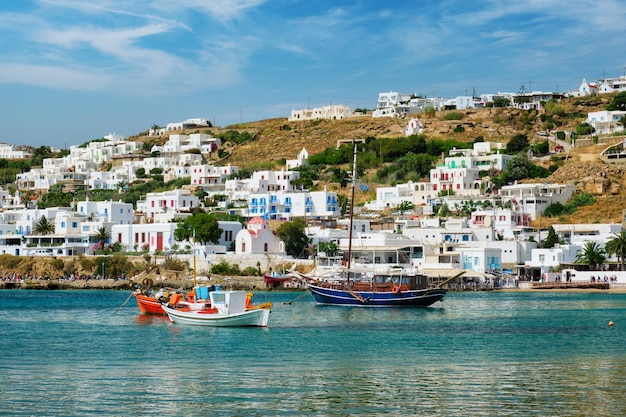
<box><xmin>0</xmin><ymin>290</ymin><xmax>625</xmax><ymax>416</ymax></box>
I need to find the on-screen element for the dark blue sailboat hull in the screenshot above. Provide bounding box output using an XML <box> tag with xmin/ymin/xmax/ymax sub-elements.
<box><xmin>307</xmin><ymin>284</ymin><xmax>447</xmax><ymax>307</ymax></box>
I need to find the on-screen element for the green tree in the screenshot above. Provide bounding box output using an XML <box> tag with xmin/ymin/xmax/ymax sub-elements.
<box><xmin>276</xmin><ymin>218</ymin><xmax>309</xmax><ymax>258</ymax></box>
<box><xmin>316</xmin><ymin>241</ymin><xmax>338</xmax><ymax>257</ymax></box>
<box><xmin>574</xmin><ymin>242</ymin><xmax>607</xmax><ymax>270</ymax></box>
<box><xmin>541</xmin><ymin>226</ymin><xmax>562</xmax><ymax>249</ymax></box>
<box><xmin>505</xmin><ymin>154</ymin><xmax>530</xmax><ymax>181</ymax></box>
<box><xmin>606</xmin><ymin>91</ymin><xmax>626</xmax><ymax>111</ymax></box>
<box><xmin>575</xmin><ymin>122</ymin><xmax>594</xmax><ymax>136</ymax></box>
<box><xmin>32</xmin><ymin>216</ymin><xmax>55</xmax><ymax>235</ymax></box>
<box><xmin>492</xmin><ymin>97</ymin><xmax>511</xmax><ymax>107</ymax></box>
<box><xmin>506</xmin><ymin>134</ymin><xmax>529</xmax><ymax>153</ymax></box>
<box><xmin>398</xmin><ymin>201</ymin><xmax>414</xmax><ymax>214</ymax></box>
<box><xmin>30</xmin><ymin>146</ymin><xmax>54</xmax><ymax>167</ymax></box>
<box><xmin>605</xmin><ymin>229</ymin><xmax>626</xmax><ymax>271</ymax></box>
<box><xmin>173</xmin><ymin>213</ymin><xmax>222</xmax><ymax>245</ymax></box>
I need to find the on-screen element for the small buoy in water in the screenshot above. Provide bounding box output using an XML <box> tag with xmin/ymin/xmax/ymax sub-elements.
<box><xmin>608</xmin><ymin>321</ymin><xmax>614</xmax><ymax>327</ymax></box>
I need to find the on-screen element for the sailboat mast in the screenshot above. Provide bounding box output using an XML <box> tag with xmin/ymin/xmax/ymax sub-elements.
<box><xmin>347</xmin><ymin>141</ymin><xmax>357</xmax><ymax>278</ymax></box>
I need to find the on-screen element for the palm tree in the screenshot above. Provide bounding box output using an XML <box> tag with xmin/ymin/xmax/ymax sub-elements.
<box><xmin>116</xmin><ymin>180</ymin><xmax>128</xmax><ymax>192</ymax></box>
<box><xmin>32</xmin><ymin>216</ymin><xmax>55</xmax><ymax>235</ymax></box>
<box><xmin>605</xmin><ymin>229</ymin><xmax>626</xmax><ymax>271</ymax></box>
<box><xmin>574</xmin><ymin>241</ymin><xmax>607</xmax><ymax>270</ymax></box>
<box><xmin>94</xmin><ymin>226</ymin><xmax>111</xmax><ymax>249</ymax></box>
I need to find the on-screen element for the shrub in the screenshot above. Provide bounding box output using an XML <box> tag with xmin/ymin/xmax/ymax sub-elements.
<box><xmin>210</xmin><ymin>260</ymin><xmax>241</xmax><ymax>275</ymax></box>
<box><xmin>443</xmin><ymin>111</ymin><xmax>463</xmax><ymax>121</ymax></box>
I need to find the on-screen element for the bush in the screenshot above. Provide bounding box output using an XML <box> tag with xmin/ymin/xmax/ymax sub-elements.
<box><xmin>210</xmin><ymin>260</ymin><xmax>241</xmax><ymax>275</ymax></box>
<box><xmin>443</xmin><ymin>111</ymin><xmax>463</xmax><ymax>121</ymax></box>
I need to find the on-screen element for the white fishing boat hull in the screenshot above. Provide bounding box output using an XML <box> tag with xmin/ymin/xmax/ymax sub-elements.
<box><xmin>162</xmin><ymin>304</ymin><xmax>270</xmax><ymax>327</ymax></box>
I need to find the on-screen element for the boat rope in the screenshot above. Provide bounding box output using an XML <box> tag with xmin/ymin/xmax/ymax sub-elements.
<box><xmin>114</xmin><ymin>291</ymin><xmax>135</xmax><ymax>315</ymax></box>
<box><xmin>348</xmin><ymin>290</ymin><xmax>366</xmax><ymax>303</ymax></box>
<box><xmin>282</xmin><ymin>292</ymin><xmax>308</xmax><ymax>305</ymax></box>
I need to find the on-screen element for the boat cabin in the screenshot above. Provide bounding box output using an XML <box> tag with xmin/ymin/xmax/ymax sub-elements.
<box><xmin>209</xmin><ymin>291</ymin><xmax>247</xmax><ymax>315</ymax></box>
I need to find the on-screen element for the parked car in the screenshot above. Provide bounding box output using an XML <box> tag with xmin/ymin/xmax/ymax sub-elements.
<box><xmin>555</xmin><ymin>145</ymin><xmax>564</xmax><ymax>152</ymax></box>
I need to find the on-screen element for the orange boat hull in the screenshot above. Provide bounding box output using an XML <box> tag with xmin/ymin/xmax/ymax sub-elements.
<box><xmin>133</xmin><ymin>293</ymin><xmax>166</xmax><ymax>315</ymax></box>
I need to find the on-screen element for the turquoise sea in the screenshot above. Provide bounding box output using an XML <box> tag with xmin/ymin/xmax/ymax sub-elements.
<box><xmin>1</xmin><ymin>289</ymin><xmax>625</xmax><ymax>416</ymax></box>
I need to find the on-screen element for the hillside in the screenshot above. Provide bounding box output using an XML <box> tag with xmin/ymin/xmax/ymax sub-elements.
<box><xmin>209</xmin><ymin>96</ymin><xmax>624</xmax><ymax>225</ymax></box>
<box><xmin>122</xmin><ymin>94</ymin><xmax>625</xmax><ymax>225</ymax></box>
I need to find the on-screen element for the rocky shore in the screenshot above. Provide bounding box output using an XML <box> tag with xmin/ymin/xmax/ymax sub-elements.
<box><xmin>0</xmin><ymin>275</ymin><xmax>274</xmax><ymax>291</ymax></box>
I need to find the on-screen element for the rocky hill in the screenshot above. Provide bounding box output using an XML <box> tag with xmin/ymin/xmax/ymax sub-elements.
<box><xmin>208</xmin><ymin>96</ymin><xmax>624</xmax><ymax>226</ymax></box>
<box><xmin>124</xmin><ymin>94</ymin><xmax>624</xmax><ymax>225</ymax></box>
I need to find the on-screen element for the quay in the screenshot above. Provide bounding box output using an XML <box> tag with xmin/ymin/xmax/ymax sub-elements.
<box><xmin>529</xmin><ymin>280</ymin><xmax>610</xmax><ymax>290</ymax></box>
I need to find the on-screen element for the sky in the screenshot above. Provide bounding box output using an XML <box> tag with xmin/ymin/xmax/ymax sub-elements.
<box><xmin>1</xmin><ymin>0</ymin><xmax>626</xmax><ymax>149</ymax></box>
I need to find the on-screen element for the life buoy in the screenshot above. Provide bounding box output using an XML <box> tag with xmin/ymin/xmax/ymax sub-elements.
<box><xmin>142</xmin><ymin>278</ymin><xmax>154</xmax><ymax>287</ymax></box>
<box><xmin>392</xmin><ymin>285</ymin><xmax>401</xmax><ymax>294</ymax></box>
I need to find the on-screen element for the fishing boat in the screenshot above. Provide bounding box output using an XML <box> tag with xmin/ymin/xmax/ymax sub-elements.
<box><xmin>263</xmin><ymin>272</ymin><xmax>296</xmax><ymax>288</ymax></box>
<box><xmin>304</xmin><ymin>142</ymin><xmax>448</xmax><ymax>307</ymax></box>
<box><xmin>132</xmin><ymin>278</ymin><xmax>219</xmax><ymax>315</ymax></box>
<box><xmin>162</xmin><ymin>290</ymin><xmax>271</xmax><ymax>327</ymax></box>
<box><xmin>132</xmin><ymin>291</ymin><xmax>167</xmax><ymax>315</ymax></box>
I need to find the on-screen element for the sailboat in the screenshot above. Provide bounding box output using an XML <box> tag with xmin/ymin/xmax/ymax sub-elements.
<box><xmin>304</xmin><ymin>142</ymin><xmax>448</xmax><ymax>307</ymax></box>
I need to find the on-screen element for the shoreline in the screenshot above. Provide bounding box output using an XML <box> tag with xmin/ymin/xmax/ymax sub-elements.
<box><xmin>3</xmin><ymin>277</ymin><xmax>626</xmax><ymax>293</ymax></box>
<box><xmin>0</xmin><ymin>275</ymin><xmax>271</xmax><ymax>291</ymax></box>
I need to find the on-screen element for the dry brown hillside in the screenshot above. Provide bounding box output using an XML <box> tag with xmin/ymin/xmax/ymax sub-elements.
<box><xmin>129</xmin><ymin>95</ymin><xmax>625</xmax><ymax>225</ymax></box>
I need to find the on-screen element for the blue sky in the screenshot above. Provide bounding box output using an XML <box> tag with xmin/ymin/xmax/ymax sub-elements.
<box><xmin>1</xmin><ymin>0</ymin><xmax>625</xmax><ymax>149</ymax></box>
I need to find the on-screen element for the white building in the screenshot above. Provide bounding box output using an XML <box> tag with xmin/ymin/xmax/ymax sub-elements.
<box><xmin>405</xmin><ymin>118</ymin><xmax>424</xmax><ymax>136</ymax></box>
<box><xmin>288</xmin><ymin>105</ymin><xmax>351</xmax><ymax>122</ymax></box>
<box><xmin>155</xmin><ymin>133</ymin><xmax>221</xmax><ymax>155</ymax></box>
<box><xmin>576</xmin><ymin>78</ymin><xmax>600</xmax><ymax>96</ymax></box>
<box><xmin>430</xmin><ymin>162</ymin><xmax>483</xmax><ymax>197</ymax></box>
<box><xmin>0</xmin><ymin>143</ymin><xmax>31</xmax><ymax>159</ymax></box>
<box><xmin>551</xmin><ymin>223</ymin><xmax>623</xmax><ymax>247</ymax></box>
<box><xmin>190</xmin><ymin>164</ymin><xmax>238</xmax><ymax>187</ymax></box>
<box><xmin>247</xmin><ymin>188</ymin><xmax>340</xmax><ymax>220</ymax></box>
<box><xmin>372</xmin><ymin>91</ymin><xmax>414</xmax><ymax>118</ymax></box>
<box><xmin>148</xmin><ymin>118</ymin><xmax>211</xmax><ymax>136</ymax></box>
<box><xmin>235</xmin><ymin>217</ymin><xmax>285</xmax><ymax>255</ymax></box>
<box><xmin>585</xmin><ymin>110</ymin><xmax>626</xmax><ymax>135</ymax></box>
<box><xmin>136</xmin><ymin>189</ymin><xmax>199</xmax><ymax>221</ymax></box>
<box><xmin>112</xmin><ymin>220</ymin><xmax>241</xmax><ymax>253</ymax></box>
<box><xmin>597</xmin><ymin>76</ymin><xmax>626</xmax><ymax>94</ymax></box>
<box><xmin>498</xmin><ymin>183</ymin><xmax>576</xmax><ymax>221</ymax></box>
<box><xmin>286</xmin><ymin>148</ymin><xmax>309</xmax><ymax>170</ymax></box>
<box><xmin>76</xmin><ymin>199</ymin><xmax>134</xmax><ymax>225</ymax></box>
<box><xmin>460</xmin><ymin>247</ymin><xmax>502</xmax><ymax>275</ymax></box>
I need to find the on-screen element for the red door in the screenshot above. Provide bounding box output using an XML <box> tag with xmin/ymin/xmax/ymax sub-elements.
<box><xmin>156</xmin><ymin>233</ymin><xmax>163</xmax><ymax>251</ymax></box>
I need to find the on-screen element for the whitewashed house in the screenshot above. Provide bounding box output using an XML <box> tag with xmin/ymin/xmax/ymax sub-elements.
<box><xmin>288</xmin><ymin>105</ymin><xmax>351</xmax><ymax>121</ymax></box>
<box><xmin>76</xmin><ymin>199</ymin><xmax>134</xmax><ymax>225</ymax></box>
<box><xmin>247</xmin><ymin>188</ymin><xmax>340</xmax><ymax>220</ymax></box>
<box><xmin>585</xmin><ymin>110</ymin><xmax>626</xmax><ymax>135</ymax></box>
<box><xmin>597</xmin><ymin>76</ymin><xmax>626</xmax><ymax>94</ymax></box>
<box><xmin>0</xmin><ymin>143</ymin><xmax>31</xmax><ymax>159</ymax></box>
<box><xmin>460</xmin><ymin>247</ymin><xmax>502</xmax><ymax>275</ymax></box>
<box><xmin>430</xmin><ymin>161</ymin><xmax>483</xmax><ymax>197</ymax></box>
<box><xmin>235</xmin><ymin>217</ymin><xmax>285</xmax><ymax>255</ymax></box>
<box><xmin>576</xmin><ymin>78</ymin><xmax>600</xmax><ymax>96</ymax></box>
<box><xmin>498</xmin><ymin>183</ymin><xmax>576</xmax><ymax>221</ymax></box>
<box><xmin>286</xmin><ymin>148</ymin><xmax>309</xmax><ymax>170</ymax></box>
<box><xmin>136</xmin><ymin>189</ymin><xmax>199</xmax><ymax>221</ymax></box>
<box><xmin>405</xmin><ymin>118</ymin><xmax>424</xmax><ymax>136</ymax></box>
<box><xmin>372</xmin><ymin>92</ymin><xmax>414</xmax><ymax>118</ymax></box>
<box><xmin>190</xmin><ymin>164</ymin><xmax>238</xmax><ymax>187</ymax></box>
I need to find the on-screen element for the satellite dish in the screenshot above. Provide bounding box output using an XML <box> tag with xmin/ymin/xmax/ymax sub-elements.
<box><xmin>485</xmin><ymin>216</ymin><xmax>492</xmax><ymax>227</ymax></box>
